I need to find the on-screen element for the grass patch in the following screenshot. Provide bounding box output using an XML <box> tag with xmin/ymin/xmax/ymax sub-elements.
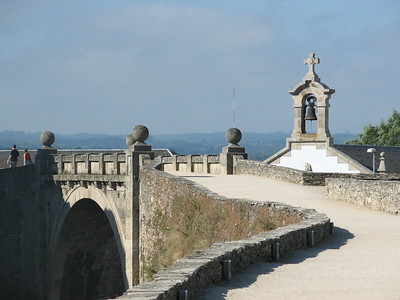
<box><xmin>142</xmin><ymin>194</ymin><xmax>301</xmax><ymax>281</ymax></box>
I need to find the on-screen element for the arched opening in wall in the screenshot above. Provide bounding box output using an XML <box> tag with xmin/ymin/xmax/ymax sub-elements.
<box><xmin>303</xmin><ymin>95</ymin><xmax>318</xmax><ymax>134</ymax></box>
<box><xmin>50</xmin><ymin>198</ymin><xmax>125</xmax><ymax>300</ymax></box>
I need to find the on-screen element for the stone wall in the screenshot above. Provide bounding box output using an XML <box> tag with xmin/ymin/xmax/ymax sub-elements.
<box><xmin>138</xmin><ymin>163</ymin><xmax>305</xmax><ymax>281</ymax></box>
<box><xmin>233</xmin><ymin>158</ymin><xmax>400</xmax><ymax>186</ymax></box>
<box><xmin>51</xmin><ymin>152</ymin><xmax>127</xmax><ymax>175</ymax></box>
<box><xmin>41</xmin><ymin>173</ymin><xmax>130</xmax><ymax>299</ymax></box>
<box><xmin>116</xmin><ymin>163</ymin><xmax>331</xmax><ymax>300</ymax></box>
<box><xmin>234</xmin><ymin>158</ymin><xmax>339</xmax><ymax>186</ymax></box>
<box><xmin>160</xmin><ymin>155</ymin><xmax>221</xmax><ymax>174</ymax></box>
<box><xmin>234</xmin><ymin>158</ymin><xmax>305</xmax><ymax>184</ymax></box>
<box><xmin>326</xmin><ymin>177</ymin><xmax>400</xmax><ymax>214</ymax></box>
<box><xmin>0</xmin><ymin>165</ymin><xmax>37</xmax><ymax>299</ymax></box>
<box><xmin>159</xmin><ymin>155</ymin><xmax>332</xmax><ymax>185</ymax></box>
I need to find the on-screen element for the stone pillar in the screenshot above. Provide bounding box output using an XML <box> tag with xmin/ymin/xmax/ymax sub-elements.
<box><xmin>113</xmin><ymin>153</ymin><xmax>119</xmax><ymax>175</ymax></box>
<box><xmin>34</xmin><ymin>131</ymin><xmax>57</xmax><ymax>299</ymax></box>
<box><xmin>85</xmin><ymin>153</ymin><xmax>90</xmax><ymax>174</ymax></box>
<box><xmin>125</xmin><ymin>125</ymin><xmax>154</xmax><ymax>287</ymax></box>
<box><xmin>172</xmin><ymin>155</ymin><xmax>178</xmax><ymax>171</ymax></box>
<box><xmin>36</xmin><ymin>131</ymin><xmax>57</xmax><ymax>175</ymax></box>
<box><xmin>315</xmin><ymin>96</ymin><xmax>333</xmax><ymax>140</ymax></box>
<box><xmin>220</xmin><ymin>128</ymin><xmax>247</xmax><ymax>175</ymax></box>
<box><xmin>71</xmin><ymin>154</ymin><xmax>77</xmax><ymax>174</ymax></box>
<box><xmin>292</xmin><ymin>103</ymin><xmax>304</xmax><ymax>138</ymax></box>
<box><xmin>203</xmin><ymin>155</ymin><xmax>209</xmax><ymax>174</ymax></box>
<box><xmin>378</xmin><ymin>152</ymin><xmax>386</xmax><ymax>173</ymax></box>
<box><xmin>99</xmin><ymin>153</ymin><xmax>105</xmax><ymax>175</ymax></box>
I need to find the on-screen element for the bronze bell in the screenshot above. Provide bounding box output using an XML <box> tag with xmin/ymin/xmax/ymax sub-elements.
<box><xmin>304</xmin><ymin>97</ymin><xmax>317</xmax><ymax>121</ymax></box>
<box><xmin>305</xmin><ymin>106</ymin><xmax>317</xmax><ymax>120</ymax></box>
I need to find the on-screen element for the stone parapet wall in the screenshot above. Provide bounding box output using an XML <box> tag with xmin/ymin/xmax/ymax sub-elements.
<box><xmin>117</xmin><ymin>163</ymin><xmax>331</xmax><ymax>300</ymax></box>
<box><xmin>160</xmin><ymin>154</ymin><xmax>221</xmax><ymax>174</ymax></box>
<box><xmin>138</xmin><ymin>163</ymin><xmax>304</xmax><ymax>281</ymax></box>
<box><xmin>302</xmin><ymin>172</ymin><xmax>339</xmax><ymax>186</ymax></box>
<box><xmin>234</xmin><ymin>158</ymin><xmax>400</xmax><ymax>186</ymax></box>
<box><xmin>234</xmin><ymin>158</ymin><xmax>335</xmax><ymax>186</ymax></box>
<box><xmin>350</xmin><ymin>173</ymin><xmax>400</xmax><ymax>181</ymax></box>
<box><xmin>0</xmin><ymin>165</ymin><xmax>36</xmax><ymax>299</ymax></box>
<box><xmin>326</xmin><ymin>177</ymin><xmax>400</xmax><ymax>214</ymax></box>
<box><xmin>234</xmin><ymin>158</ymin><xmax>305</xmax><ymax>184</ymax></box>
<box><xmin>43</xmin><ymin>152</ymin><xmax>127</xmax><ymax>175</ymax></box>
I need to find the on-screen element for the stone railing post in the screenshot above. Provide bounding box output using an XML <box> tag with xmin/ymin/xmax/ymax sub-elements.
<box><xmin>35</xmin><ymin>131</ymin><xmax>57</xmax><ymax>175</ymax></box>
<box><xmin>378</xmin><ymin>152</ymin><xmax>386</xmax><ymax>174</ymax></box>
<box><xmin>99</xmin><ymin>153</ymin><xmax>105</xmax><ymax>175</ymax></box>
<box><xmin>125</xmin><ymin>125</ymin><xmax>154</xmax><ymax>287</ymax></box>
<box><xmin>203</xmin><ymin>155</ymin><xmax>209</xmax><ymax>174</ymax></box>
<box><xmin>85</xmin><ymin>153</ymin><xmax>90</xmax><ymax>174</ymax></box>
<box><xmin>57</xmin><ymin>154</ymin><xmax>63</xmax><ymax>174</ymax></box>
<box><xmin>220</xmin><ymin>128</ymin><xmax>247</xmax><ymax>175</ymax></box>
<box><xmin>113</xmin><ymin>153</ymin><xmax>119</xmax><ymax>175</ymax></box>
<box><xmin>172</xmin><ymin>155</ymin><xmax>178</xmax><ymax>171</ymax></box>
<box><xmin>33</xmin><ymin>131</ymin><xmax>57</xmax><ymax>299</ymax></box>
<box><xmin>186</xmin><ymin>155</ymin><xmax>193</xmax><ymax>172</ymax></box>
<box><xmin>71</xmin><ymin>154</ymin><xmax>77</xmax><ymax>174</ymax></box>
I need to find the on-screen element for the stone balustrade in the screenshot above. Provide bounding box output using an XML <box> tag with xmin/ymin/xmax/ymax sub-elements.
<box><xmin>159</xmin><ymin>154</ymin><xmax>221</xmax><ymax>174</ymax></box>
<box><xmin>47</xmin><ymin>152</ymin><xmax>127</xmax><ymax>175</ymax></box>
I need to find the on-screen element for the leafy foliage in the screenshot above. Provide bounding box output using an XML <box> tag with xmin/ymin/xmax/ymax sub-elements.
<box><xmin>345</xmin><ymin>110</ymin><xmax>400</xmax><ymax>146</ymax></box>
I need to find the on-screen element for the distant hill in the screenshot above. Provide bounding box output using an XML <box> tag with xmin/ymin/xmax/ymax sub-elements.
<box><xmin>0</xmin><ymin>131</ymin><xmax>127</xmax><ymax>150</ymax></box>
<box><xmin>0</xmin><ymin>131</ymin><xmax>357</xmax><ymax>162</ymax></box>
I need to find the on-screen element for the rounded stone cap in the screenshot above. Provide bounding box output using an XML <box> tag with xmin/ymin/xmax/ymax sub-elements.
<box><xmin>225</xmin><ymin>128</ymin><xmax>242</xmax><ymax>145</ymax></box>
<box><xmin>126</xmin><ymin>134</ymin><xmax>135</xmax><ymax>145</ymax></box>
<box><xmin>131</xmin><ymin>125</ymin><xmax>149</xmax><ymax>143</ymax></box>
<box><xmin>40</xmin><ymin>131</ymin><xmax>55</xmax><ymax>147</ymax></box>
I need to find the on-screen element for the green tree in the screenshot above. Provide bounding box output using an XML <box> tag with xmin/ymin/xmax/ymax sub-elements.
<box><xmin>346</xmin><ymin>110</ymin><xmax>400</xmax><ymax>146</ymax></box>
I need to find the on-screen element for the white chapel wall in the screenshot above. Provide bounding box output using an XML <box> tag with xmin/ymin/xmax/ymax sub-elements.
<box><xmin>274</xmin><ymin>145</ymin><xmax>360</xmax><ymax>173</ymax></box>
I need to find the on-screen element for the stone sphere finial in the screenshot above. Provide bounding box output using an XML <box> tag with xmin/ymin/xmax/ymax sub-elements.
<box><xmin>40</xmin><ymin>131</ymin><xmax>55</xmax><ymax>148</ymax></box>
<box><xmin>225</xmin><ymin>128</ymin><xmax>242</xmax><ymax>145</ymax></box>
<box><xmin>131</xmin><ymin>125</ymin><xmax>149</xmax><ymax>143</ymax></box>
<box><xmin>126</xmin><ymin>134</ymin><xmax>135</xmax><ymax>145</ymax></box>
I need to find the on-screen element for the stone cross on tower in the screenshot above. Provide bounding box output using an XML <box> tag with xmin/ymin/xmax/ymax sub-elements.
<box><xmin>303</xmin><ymin>53</ymin><xmax>320</xmax><ymax>82</ymax></box>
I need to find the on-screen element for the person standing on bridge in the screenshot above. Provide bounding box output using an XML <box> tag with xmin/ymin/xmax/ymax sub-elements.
<box><xmin>7</xmin><ymin>144</ymin><xmax>19</xmax><ymax>168</ymax></box>
<box><xmin>23</xmin><ymin>149</ymin><xmax>32</xmax><ymax>165</ymax></box>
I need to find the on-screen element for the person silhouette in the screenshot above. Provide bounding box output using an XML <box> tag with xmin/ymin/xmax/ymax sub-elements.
<box><xmin>8</xmin><ymin>145</ymin><xmax>20</xmax><ymax>168</ymax></box>
<box><xmin>24</xmin><ymin>149</ymin><xmax>32</xmax><ymax>165</ymax></box>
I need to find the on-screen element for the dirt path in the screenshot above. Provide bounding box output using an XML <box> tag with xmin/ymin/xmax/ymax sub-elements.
<box><xmin>168</xmin><ymin>172</ymin><xmax>400</xmax><ymax>300</ymax></box>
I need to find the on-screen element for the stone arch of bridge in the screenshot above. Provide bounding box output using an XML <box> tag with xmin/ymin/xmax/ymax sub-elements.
<box><xmin>49</xmin><ymin>185</ymin><xmax>128</xmax><ymax>299</ymax></box>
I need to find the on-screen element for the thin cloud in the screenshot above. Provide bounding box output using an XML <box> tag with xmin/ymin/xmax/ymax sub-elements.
<box><xmin>0</xmin><ymin>1</ymin><xmax>399</xmax><ymax>135</ymax></box>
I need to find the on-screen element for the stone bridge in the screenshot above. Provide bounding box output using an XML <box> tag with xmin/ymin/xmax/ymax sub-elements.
<box><xmin>0</xmin><ymin>126</ymin><xmax>252</xmax><ymax>300</ymax></box>
<box><xmin>2</xmin><ymin>126</ymin><xmax>400</xmax><ymax>300</ymax></box>
<box><xmin>1</xmin><ymin>127</ymin><xmax>148</xmax><ymax>299</ymax></box>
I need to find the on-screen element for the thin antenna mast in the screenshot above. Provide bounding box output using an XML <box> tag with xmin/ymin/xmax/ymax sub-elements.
<box><xmin>232</xmin><ymin>86</ymin><xmax>236</xmax><ymax>128</ymax></box>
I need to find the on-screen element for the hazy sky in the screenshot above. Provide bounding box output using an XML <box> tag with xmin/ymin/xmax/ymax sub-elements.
<box><xmin>1</xmin><ymin>0</ymin><xmax>399</xmax><ymax>135</ymax></box>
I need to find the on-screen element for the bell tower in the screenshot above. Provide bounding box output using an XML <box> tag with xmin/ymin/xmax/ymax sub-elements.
<box><xmin>266</xmin><ymin>53</ymin><xmax>373</xmax><ymax>173</ymax></box>
<box><xmin>288</xmin><ymin>53</ymin><xmax>335</xmax><ymax>146</ymax></box>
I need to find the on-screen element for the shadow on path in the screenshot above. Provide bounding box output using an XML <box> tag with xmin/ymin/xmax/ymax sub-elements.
<box><xmin>195</xmin><ymin>226</ymin><xmax>354</xmax><ymax>299</ymax></box>
<box><xmin>178</xmin><ymin>175</ymin><xmax>215</xmax><ymax>178</ymax></box>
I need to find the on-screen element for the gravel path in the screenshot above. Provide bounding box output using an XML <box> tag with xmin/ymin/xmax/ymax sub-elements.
<box><xmin>168</xmin><ymin>172</ymin><xmax>400</xmax><ymax>300</ymax></box>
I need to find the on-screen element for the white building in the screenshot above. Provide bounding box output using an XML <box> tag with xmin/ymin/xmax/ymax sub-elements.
<box><xmin>265</xmin><ymin>53</ymin><xmax>399</xmax><ymax>174</ymax></box>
